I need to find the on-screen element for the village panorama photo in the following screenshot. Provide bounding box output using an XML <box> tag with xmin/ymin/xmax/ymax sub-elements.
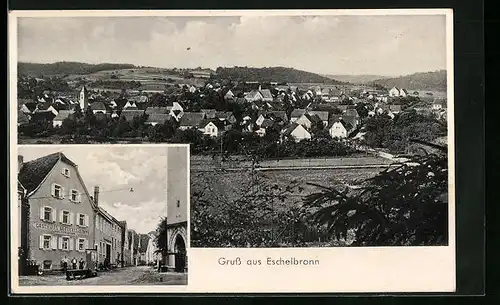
<box><xmin>13</xmin><ymin>12</ymin><xmax>451</xmax><ymax>249</ymax></box>
<box><xmin>14</xmin><ymin>144</ymin><xmax>189</xmax><ymax>286</ymax></box>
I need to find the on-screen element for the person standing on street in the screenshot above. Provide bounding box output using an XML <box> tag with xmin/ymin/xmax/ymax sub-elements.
<box><xmin>79</xmin><ymin>258</ymin><xmax>85</xmax><ymax>269</ymax></box>
<box><xmin>71</xmin><ymin>257</ymin><xmax>77</xmax><ymax>270</ymax></box>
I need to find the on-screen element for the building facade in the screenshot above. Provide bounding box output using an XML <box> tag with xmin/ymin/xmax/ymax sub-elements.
<box><xmin>94</xmin><ymin>192</ymin><xmax>124</xmax><ymax>267</ymax></box>
<box><xmin>18</xmin><ymin>152</ymin><xmax>96</xmax><ymax>271</ymax></box>
<box><xmin>165</xmin><ymin>147</ymin><xmax>188</xmax><ymax>272</ymax></box>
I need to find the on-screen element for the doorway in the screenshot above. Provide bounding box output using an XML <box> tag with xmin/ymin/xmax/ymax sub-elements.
<box><xmin>106</xmin><ymin>243</ymin><xmax>111</xmax><ymax>264</ymax></box>
<box><xmin>174</xmin><ymin>235</ymin><xmax>186</xmax><ymax>272</ymax></box>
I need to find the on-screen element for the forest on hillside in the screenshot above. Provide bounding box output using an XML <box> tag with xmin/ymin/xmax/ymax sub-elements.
<box><xmin>18</xmin><ymin>62</ymin><xmax>138</xmax><ymax>77</ymax></box>
<box><xmin>370</xmin><ymin>70</ymin><xmax>447</xmax><ymax>91</ymax></box>
<box><xmin>215</xmin><ymin>66</ymin><xmax>346</xmax><ymax>84</ymax></box>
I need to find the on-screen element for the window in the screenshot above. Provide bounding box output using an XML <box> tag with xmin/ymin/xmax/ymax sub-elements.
<box><xmin>61</xmin><ymin>237</ymin><xmax>70</xmax><ymax>250</ymax></box>
<box><xmin>70</xmin><ymin>190</ymin><xmax>80</xmax><ymax>203</ymax></box>
<box><xmin>43</xmin><ymin>235</ymin><xmax>51</xmax><ymax>249</ymax></box>
<box><xmin>61</xmin><ymin>210</ymin><xmax>70</xmax><ymax>225</ymax></box>
<box><xmin>42</xmin><ymin>207</ymin><xmax>54</xmax><ymax>222</ymax></box>
<box><xmin>177</xmin><ymin>200</ymin><xmax>180</xmax><ymax>208</ymax></box>
<box><xmin>78</xmin><ymin>238</ymin><xmax>85</xmax><ymax>252</ymax></box>
<box><xmin>62</xmin><ymin>168</ymin><xmax>70</xmax><ymax>177</ymax></box>
<box><xmin>52</xmin><ymin>184</ymin><xmax>63</xmax><ymax>199</ymax></box>
<box><xmin>77</xmin><ymin>213</ymin><xmax>88</xmax><ymax>227</ymax></box>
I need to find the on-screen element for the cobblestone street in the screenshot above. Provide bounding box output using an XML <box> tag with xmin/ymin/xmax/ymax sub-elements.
<box><xmin>19</xmin><ymin>266</ymin><xmax>187</xmax><ymax>286</ymax></box>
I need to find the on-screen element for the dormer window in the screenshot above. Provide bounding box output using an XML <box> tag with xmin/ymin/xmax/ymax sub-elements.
<box><xmin>62</xmin><ymin>168</ymin><xmax>70</xmax><ymax>177</ymax></box>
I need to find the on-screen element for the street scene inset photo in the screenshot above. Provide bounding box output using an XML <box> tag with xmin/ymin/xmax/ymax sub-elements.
<box><xmin>16</xmin><ymin>145</ymin><xmax>188</xmax><ymax>285</ymax></box>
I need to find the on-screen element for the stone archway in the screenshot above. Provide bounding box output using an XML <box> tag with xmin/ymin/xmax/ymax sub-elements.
<box><xmin>173</xmin><ymin>234</ymin><xmax>186</xmax><ymax>272</ymax></box>
<box><xmin>167</xmin><ymin>225</ymin><xmax>187</xmax><ymax>272</ymax></box>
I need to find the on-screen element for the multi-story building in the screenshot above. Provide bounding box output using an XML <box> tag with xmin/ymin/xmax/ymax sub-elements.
<box><xmin>18</xmin><ymin>152</ymin><xmax>96</xmax><ymax>271</ymax></box>
<box><xmin>120</xmin><ymin>221</ymin><xmax>131</xmax><ymax>267</ymax></box>
<box><xmin>93</xmin><ymin>188</ymin><xmax>123</xmax><ymax>267</ymax></box>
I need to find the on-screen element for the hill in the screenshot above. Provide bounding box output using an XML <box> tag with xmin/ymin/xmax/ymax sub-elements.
<box><xmin>18</xmin><ymin>61</ymin><xmax>138</xmax><ymax>77</ymax></box>
<box><xmin>370</xmin><ymin>70</ymin><xmax>447</xmax><ymax>91</ymax></box>
<box><xmin>324</xmin><ymin>74</ymin><xmax>390</xmax><ymax>84</ymax></box>
<box><xmin>215</xmin><ymin>66</ymin><xmax>346</xmax><ymax>84</ymax></box>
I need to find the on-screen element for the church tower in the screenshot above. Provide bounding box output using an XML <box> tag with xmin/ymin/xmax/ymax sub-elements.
<box><xmin>79</xmin><ymin>86</ymin><xmax>89</xmax><ymax>110</ymax></box>
<box><xmin>165</xmin><ymin>146</ymin><xmax>188</xmax><ymax>272</ymax></box>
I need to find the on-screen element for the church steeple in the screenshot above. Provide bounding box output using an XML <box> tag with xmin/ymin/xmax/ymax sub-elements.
<box><xmin>79</xmin><ymin>86</ymin><xmax>89</xmax><ymax>110</ymax></box>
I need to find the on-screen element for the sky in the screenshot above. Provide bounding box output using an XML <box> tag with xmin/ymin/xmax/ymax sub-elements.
<box><xmin>18</xmin><ymin>145</ymin><xmax>188</xmax><ymax>234</ymax></box>
<box><xmin>17</xmin><ymin>14</ymin><xmax>447</xmax><ymax>76</ymax></box>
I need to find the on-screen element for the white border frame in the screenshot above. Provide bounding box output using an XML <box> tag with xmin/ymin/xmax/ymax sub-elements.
<box><xmin>9</xmin><ymin>9</ymin><xmax>454</xmax><ymax>294</ymax></box>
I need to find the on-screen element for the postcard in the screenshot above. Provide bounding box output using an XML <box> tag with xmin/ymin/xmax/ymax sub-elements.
<box><xmin>9</xmin><ymin>8</ymin><xmax>455</xmax><ymax>294</ymax></box>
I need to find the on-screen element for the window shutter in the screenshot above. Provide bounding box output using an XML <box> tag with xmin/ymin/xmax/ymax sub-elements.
<box><xmin>69</xmin><ymin>238</ymin><xmax>74</xmax><ymax>251</ymax></box>
<box><xmin>85</xmin><ymin>215</ymin><xmax>89</xmax><ymax>227</ymax></box>
<box><xmin>61</xmin><ymin>187</ymin><xmax>65</xmax><ymax>199</ymax></box>
<box><xmin>51</xmin><ymin>208</ymin><xmax>56</xmax><ymax>222</ymax></box>
<box><xmin>39</xmin><ymin>206</ymin><xmax>44</xmax><ymax>220</ymax></box>
<box><xmin>59</xmin><ymin>210</ymin><xmax>63</xmax><ymax>223</ymax></box>
<box><xmin>39</xmin><ymin>235</ymin><xmax>44</xmax><ymax>249</ymax></box>
<box><xmin>78</xmin><ymin>193</ymin><xmax>82</xmax><ymax>203</ymax></box>
<box><xmin>70</xmin><ymin>212</ymin><xmax>74</xmax><ymax>225</ymax></box>
<box><xmin>58</xmin><ymin>236</ymin><xmax>63</xmax><ymax>249</ymax></box>
<box><xmin>84</xmin><ymin>239</ymin><xmax>89</xmax><ymax>250</ymax></box>
<box><xmin>51</xmin><ymin>184</ymin><xmax>55</xmax><ymax>197</ymax></box>
<box><xmin>51</xmin><ymin>236</ymin><xmax>57</xmax><ymax>250</ymax></box>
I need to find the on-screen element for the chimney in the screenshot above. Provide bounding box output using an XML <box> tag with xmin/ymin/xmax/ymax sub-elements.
<box><xmin>94</xmin><ymin>186</ymin><xmax>99</xmax><ymax>206</ymax></box>
<box><xmin>18</xmin><ymin>155</ymin><xmax>24</xmax><ymax>173</ymax></box>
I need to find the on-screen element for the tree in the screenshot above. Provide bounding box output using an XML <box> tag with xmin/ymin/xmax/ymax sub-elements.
<box><xmin>355</xmin><ymin>103</ymin><xmax>369</xmax><ymax>118</ymax></box>
<box><xmin>302</xmin><ymin>150</ymin><xmax>448</xmax><ymax>246</ymax></box>
<box><xmin>154</xmin><ymin>217</ymin><xmax>168</xmax><ymax>265</ymax></box>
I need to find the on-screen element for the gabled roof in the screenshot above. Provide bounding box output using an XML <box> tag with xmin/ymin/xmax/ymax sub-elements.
<box><xmin>200</xmin><ymin>109</ymin><xmax>217</xmax><ymax>119</ymax></box>
<box><xmin>18</xmin><ymin>152</ymin><xmax>77</xmax><ymax>196</ymax></box>
<box><xmin>30</xmin><ymin>111</ymin><xmax>56</xmax><ymax>122</ymax></box>
<box><xmin>145</xmin><ymin>107</ymin><xmax>170</xmax><ymax>115</ymax></box>
<box><xmin>345</xmin><ymin>108</ymin><xmax>359</xmax><ymax>117</ymax></box>
<box><xmin>179</xmin><ymin>112</ymin><xmax>205</xmax><ymax>127</ymax></box>
<box><xmin>146</xmin><ymin>113</ymin><xmax>171</xmax><ymax>124</ymax></box>
<box><xmin>306</xmin><ymin>113</ymin><xmax>323</xmax><ymax>125</ymax></box>
<box><xmin>120</xmin><ymin>110</ymin><xmax>144</xmax><ymax>122</ymax></box>
<box><xmin>53</xmin><ymin>110</ymin><xmax>75</xmax><ymax>121</ymax></box>
<box><xmin>89</xmin><ymin>101</ymin><xmax>107</xmax><ymax>111</ymax></box>
<box><xmin>336</xmin><ymin>105</ymin><xmax>348</xmax><ymax>111</ymax></box>
<box><xmin>283</xmin><ymin>123</ymin><xmax>309</xmax><ymax>136</ymax></box>
<box><xmin>260</xmin><ymin>89</ymin><xmax>273</xmax><ymax>99</ymax></box>
<box><xmin>290</xmin><ymin>109</ymin><xmax>307</xmax><ymax>118</ymax></box>
<box><xmin>113</xmin><ymin>99</ymin><xmax>129</xmax><ymax>109</ymax></box>
<box><xmin>267</xmin><ymin>111</ymin><xmax>288</xmax><ymax>122</ymax></box>
<box><xmin>308</xmin><ymin>110</ymin><xmax>329</xmax><ymax>122</ymax></box>
<box><xmin>203</xmin><ymin>118</ymin><xmax>225</xmax><ymax>129</ymax></box>
<box><xmin>245</xmin><ymin>90</ymin><xmax>263</xmax><ymax>100</ymax></box>
<box><xmin>36</xmin><ymin>102</ymin><xmax>53</xmax><ymax>111</ymax></box>
<box><xmin>261</xmin><ymin>119</ymin><xmax>274</xmax><ymax>128</ymax></box>
<box><xmin>23</xmin><ymin>102</ymin><xmax>38</xmax><ymax>113</ymax></box>
<box><xmin>18</xmin><ymin>111</ymin><xmax>30</xmax><ymax>125</ymax></box>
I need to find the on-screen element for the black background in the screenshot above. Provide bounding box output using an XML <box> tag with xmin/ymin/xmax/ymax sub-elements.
<box><xmin>5</xmin><ymin>0</ymin><xmax>487</xmax><ymax>302</ymax></box>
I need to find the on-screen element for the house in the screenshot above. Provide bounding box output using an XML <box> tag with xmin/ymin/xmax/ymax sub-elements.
<box><xmin>259</xmin><ymin>89</ymin><xmax>273</xmax><ymax>102</ymax></box>
<box><xmin>120</xmin><ymin>110</ymin><xmax>144</xmax><ymax>122</ymax></box>
<box><xmin>169</xmin><ymin>102</ymin><xmax>184</xmax><ymax>121</ymax></box>
<box><xmin>290</xmin><ymin>109</ymin><xmax>307</xmax><ymax>123</ymax></box>
<box><xmin>244</xmin><ymin>90</ymin><xmax>264</xmax><ymax>103</ymax></box>
<box><xmin>345</xmin><ymin>108</ymin><xmax>359</xmax><ymax>118</ymax></box>
<box><xmin>224</xmin><ymin>90</ymin><xmax>235</xmax><ymax>100</ymax></box>
<box><xmin>178</xmin><ymin>112</ymin><xmax>205</xmax><ymax>130</ymax></box>
<box><xmin>389</xmin><ymin>86</ymin><xmax>401</xmax><ymax>97</ymax></box>
<box><xmin>328</xmin><ymin>118</ymin><xmax>348</xmax><ymax>139</ymax></box>
<box><xmin>19</xmin><ymin>99</ymin><xmax>36</xmax><ymax>114</ymax></box>
<box><xmin>200</xmin><ymin>109</ymin><xmax>217</xmax><ymax>119</ymax></box>
<box><xmin>95</xmin><ymin>203</ymin><xmax>124</xmax><ymax>267</ymax></box>
<box><xmin>188</xmin><ymin>85</ymin><xmax>197</xmax><ymax>94</ymax></box>
<box><xmin>336</xmin><ymin>105</ymin><xmax>349</xmax><ymax>113</ymax></box>
<box><xmin>321</xmin><ymin>88</ymin><xmax>330</xmax><ymax>100</ymax></box>
<box><xmin>399</xmin><ymin>88</ymin><xmax>408</xmax><ymax>97</ymax></box>
<box><xmin>432</xmin><ymin>99</ymin><xmax>447</xmax><ymax>111</ymax></box>
<box><xmin>201</xmin><ymin>119</ymin><xmax>225</xmax><ymax>137</ymax></box>
<box><xmin>17</xmin><ymin>152</ymin><xmax>95</xmax><ymax>272</ymax></box>
<box><xmin>294</xmin><ymin>113</ymin><xmax>315</xmax><ymax>129</ymax></box>
<box><xmin>129</xmin><ymin>95</ymin><xmax>149</xmax><ymax>104</ymax></box>
<box><xmin>111</xmin><ymin>111</ymin><xmax>119</xmax><ymax>119</ymax></box>
<box><xmin>255</xmin><ymin>119</ymin><xmax>275</xmax><ymax>137</ymax></box>
<box><xmin>215</xmin><ymin>111</ymin><xmax>237</xmax><ymax>125</ymax></box>
<box><xmin>145</xmin><ymin>114</ymin><xmax>171</xmax><ymax>126</ymax></box>
<box><xmin>89</xmin><ymin>102</ymin><xmax>107</xmax><ymax>114</ymax></box>
<box><xmin>282</xmin><ymin>123</ymin><xmax>311</xmax><ymax>142</ymax></box>
<box><xmin>145</xmin><ymin>107</ymin><xmax>170</xmax><ymax>115</ymax></box>
<box><xmin>389</xmin><ymin>105</ymin><xmax>402</xmax><ymax>114</ymax></box>
<box><xmin>145</xmin><ymin>232</ymin><xmax>159</xmax><ymax>265</ymax></box>
<box><xmin>35</xmin><ymin>103</ymin><xmax>59</xmax><ymax>116</ymax></box>
<box><xmin>29</xmin><ymin>111</ymin><xmax>56</xmax><ymax>123</ymax></box>
<box><xmin>52</xmin><ymin>110</ymin><xmax>75</xmax><ymax>128</ymax></box>
<box><xmin>123</xmin><ymin>101</ymin><xmax>137</xmax><ymax>110</ymax></box>
<box><xmin>308</xmin><ymin>111</ymin><xmax>329</xmax><ymax>127</ymax></box>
